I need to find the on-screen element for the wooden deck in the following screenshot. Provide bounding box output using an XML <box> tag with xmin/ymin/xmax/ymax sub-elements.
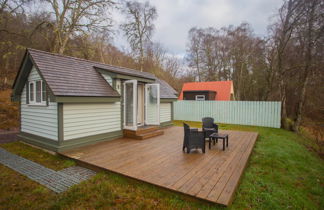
<box><xmin>60</xmin><ymin>126</ymin><xmax>258</xmax><ymax>206</ymax></box>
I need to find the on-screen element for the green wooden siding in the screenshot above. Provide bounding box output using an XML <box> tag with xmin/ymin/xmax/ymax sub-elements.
<box><xmin>160</xmin><ymin>102</ymin><xmax>171</xmax><ymax>123</ymax></box>
<box><xmin>63</xmin><ymin>103</ymin><xmax>121</xmax><ymax>140</ymax></box>
<box><xmin>21</xmin><ymin>66</ymin><xmax>58</xmax><ymax>140</ymax></box>
<box><xmin>174</xmin><ymin>100</ymin><xmax>281</xmax><ymax>128</ymax></box>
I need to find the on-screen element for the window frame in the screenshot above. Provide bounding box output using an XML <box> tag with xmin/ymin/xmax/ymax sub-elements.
<box><xmin>29</xmin><ymin>82</ymin><xmax>34</xmax><ymax>102</ymax></box>
<box><xmin>195</xmin><ymin>95</ymin><xmax>205</xmax><ymax>101</ymax></box>
<box><xmin>28</xmin><ymin>80</ymin><xmax>47</xmax><ymax>106</ymax></box>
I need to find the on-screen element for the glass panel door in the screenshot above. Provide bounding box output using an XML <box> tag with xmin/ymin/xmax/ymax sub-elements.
<box><xmin>145</xmin><ymin>83</ymin><xmax>160</xmax><ymax>125</ymax></box>
<box><xmin>124</xmin><ymin>80</ymin><xmax>137</xmax><ymax>130</ymax></box>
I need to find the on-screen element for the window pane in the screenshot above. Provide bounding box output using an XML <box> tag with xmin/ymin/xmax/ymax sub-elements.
<box><xmin>36</xmin><ymin>81</ymin><xmax>41</xmax><ymax>103</ymax></box>
<box><xmin>125</xmin><ymin>83</ymin><xmax>134</xmax><ymax>126</ymax></box>
<box><xmin>42</xmin><ymin>81</ymin><xmax>46</xmax><ymax>101</ymax></box>
<box><xmin>29</xmin><ymin>83</ymin><xmax>34</xmax><ymax>101</ymax></box>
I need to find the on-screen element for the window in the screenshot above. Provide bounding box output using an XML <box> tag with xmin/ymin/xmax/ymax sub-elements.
<box><xmin>195</xmin><ymin>95</ymin><xmax>205</xmax><ymax>101</ymax></box>
<box><xmin>29</xmin><ymin>82</ymin><xmax>34</xmax><ymax>102</ymax></box>
<box><xmin>36</xmin><ymin>80</ymin><xmax>42</xmax><ymax>103</ymax></box>
<box><xmin>42</xmin><ymin>81</ymin><xmax>46</xmax><ymax>101</ymax></box>
<box><xmin>28</xmin><ymin>80</ymin><xmax>46</xmax><ymax>105</ymax></box>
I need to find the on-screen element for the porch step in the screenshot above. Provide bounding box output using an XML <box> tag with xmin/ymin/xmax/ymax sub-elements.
<box><xmin>123</xmin><ymin>126</ymin><xmax>164</xmax><ymax>140</ymax></box>
<box><xmin>137</xmin><ymin>130</ymin><xmax>164</xmax><ymax>140</ymax></box>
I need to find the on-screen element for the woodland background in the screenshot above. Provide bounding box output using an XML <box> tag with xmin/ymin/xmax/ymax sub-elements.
<box><xmin>0</xmin><ymin>0</ymin><xmax>323</xmax><ymax>148</ymax></box>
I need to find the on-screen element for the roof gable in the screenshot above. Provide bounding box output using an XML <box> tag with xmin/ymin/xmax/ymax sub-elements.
<box><xmin>28</xmin><ymin>49</ymin><xmax>119</xmax><ymax>97</ymax></box>
<box><xmin>12</xmin><ymin>51</ymin><xmax>56</xmax><ymax>98</ymax></box>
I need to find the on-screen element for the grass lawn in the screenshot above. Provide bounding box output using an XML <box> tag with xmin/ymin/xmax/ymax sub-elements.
<box><xmin>1</xmin><ymin>121</ymin><xmax>323</xmax><ymax>209</ymax></box>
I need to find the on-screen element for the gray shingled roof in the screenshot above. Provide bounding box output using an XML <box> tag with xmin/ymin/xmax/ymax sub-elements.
<box><xmin>27</xmin><ymin>49</ymin><xmax>177</xmax><ymax>98</ymax></box>
<box><xmin>156</xmin><ymin>78</ymin><xmax>178</xmax><ymax>98</ymax></box>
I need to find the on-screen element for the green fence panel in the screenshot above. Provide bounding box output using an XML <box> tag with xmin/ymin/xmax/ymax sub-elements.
<box><xmin>173</xmin><ymin>100</ymin><xmax>281</xmax><ymax>128</ymax></box>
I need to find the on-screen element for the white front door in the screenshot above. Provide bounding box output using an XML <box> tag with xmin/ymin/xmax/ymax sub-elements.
<box><xmin>124</xmin><ymin>80</ymin><xmax>137</xmax><ymax>130</ymax></box>
<box><xmin>145</xmin><ymin>83</ymin><xmax>160</xmax><ymax>125</ymax></box>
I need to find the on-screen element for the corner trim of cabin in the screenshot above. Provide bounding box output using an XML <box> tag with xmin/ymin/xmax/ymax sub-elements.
<box><xmin>160</xmin><ymin>121</ymin><xmax>173</xmax><ymax>128</ymax></box>
<box><xmin>19</xmin><ymin>101</ymin><xmax>21</xmax><ymax>132</ymax></box>
<box><xmin>58</xmin><ymin>130</ymin><xmax>123</xmax><ymax>152</ymax></box>
<box><xmin>171</xmin><ymin>102</ymin><xmax>174</xmax><ymax>121</ymax></box>
<box><xmin>17</xmin><ymin>132</ymin><xmax>59</xmax><ymax>152</ymax></box>
<box><xmin>58</xmin><ymin>103</ymin><xmax>64</xmax><ymax>144</ymax></box>
<box><xmin>54</xmin><ymin>96</ymin><xmax>121</xmax><ymax>103</ymax></box>
<box><xmin>120</xmin><ymin>80</ymin><xmax>124</xmax><ymax>129</ymax></box>
<box><xmin>160</xmin><ymin>98</ymin><xmax>177</xmax><ymax>103</ymax></box>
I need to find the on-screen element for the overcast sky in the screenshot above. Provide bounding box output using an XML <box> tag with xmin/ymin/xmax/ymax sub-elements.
<box><xmin>113</xmin><ymin>0</ymin><xmax>283</xmax><ymax>58</ymax></box>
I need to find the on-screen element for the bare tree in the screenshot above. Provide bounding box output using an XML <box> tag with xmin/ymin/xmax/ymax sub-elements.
<box><xmin>294</xmin><ymin>0</ymin><xmax>323</xmax><ymax>131</ymax></box>
<box><xmin>186</xmin><ymin>27</ymin><xmax>203</xmax><ymax>81</ymax></box>
<box><xmin>0</xmin><ymin>0</ymin><xmax>30</xmax><ymax>35</ymax></box>
<box><xmin>120</xmin><ymin>0</ymin><xmax>157</xmax><ymax>71</ymax></box>
<box><xmin>272</xmin><ymin>0</ymin><xmax>304</xmax><ymax>125</ymax></box>
<box><xmin>164</xmin><ymin>55</ymin><xmax>181</xmax><ymax>78</ymax></box>
<box><xmin>186</xmin><ymin>24</ymin><xmax>268</xmax><ymax>100</ymax></box>
<box><xmin>0</xmin><ymin>0</ymin><xmax>31</xmax><ymax>89</ymax></box>
<box><xmin>42</xmin><ymin>0</ymin><xmax>114</xmax><ymax>54</ymax></box>
<box><xmin>0</xmin><ymin>0</ymin><xmax>29</xmax><ymax>14</ymax></box>
<box><xmin>145</xmin><ymin>42</ymin><xmax>166</xmax><ymax>70</ymax></box>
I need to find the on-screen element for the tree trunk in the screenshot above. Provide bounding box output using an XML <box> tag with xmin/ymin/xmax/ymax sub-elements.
<box><xmin>195</xmin><ymin>51</ymin><xmax>201</xmax><ymax>82</ymax></box>
<box><xmin>294</xmin><ymin>0</ymin><xmax>316</xmax><ymax>131</ymax></box>
<box><xmin>58</xmin><ymin>35</ymin><xmax>69</xmax><ymax>54</ymax></box>
<box><xmin>294</xmin><ymin>70</ymin><xmax>310</xmax><ymax>131</ymax></box>
<box><xmin>277</xmin><ymin>47</ymin><xmax>288</xmax><ymax>127</ymax></box>
<box><xmin>196</xmin><ymin>64</ymin><xmax>201</xmax><ymax>82</ymax></box>
<box><xmin>279</xmin><ymin>77</ymin><xmax>288</xmax><ymax>124</ymax></box>
<box><xmin>139</xmin><ymin>54</ymin><xmax>144</xmax><ymax>72</ymax></box>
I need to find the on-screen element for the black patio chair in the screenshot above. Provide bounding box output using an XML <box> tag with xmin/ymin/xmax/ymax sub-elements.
<box><xmin>183</xmin><ymin>123</ymin><xmax>205</xmax><ymax>153</ymax></box>
<box><xmin>202</xmin><ymin>117</ymin><xmax>219</xmax><ymax>139</ymax></box>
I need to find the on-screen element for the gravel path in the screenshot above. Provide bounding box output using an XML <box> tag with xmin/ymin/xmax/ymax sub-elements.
<box><xmin>0</xmin><ymin>147</ymin><xmax>96</xmax><ymax>193</ymax></box>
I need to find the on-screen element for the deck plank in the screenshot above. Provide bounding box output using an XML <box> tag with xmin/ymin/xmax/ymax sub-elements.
<box><xmin>205</xmin><ymin>132</ymin><xmax>255</xmax><ymax>203</ymax></box>
<box><xmin>216</xmin><ymin>133</ymin><xmax>258</xmax><ymax>205</ymax></box>
<box><xmin>182</xmin><ymin>132</ymin><xmax>243</xmax><ymax>195</ymax></box>
<box><xmin>61</xmin><ymin>126</ymin><xmax>258</xmax><ymax>206</ymax></box>
<box><xmin>195</xmin><ymin>132</ymin><xmax>252</xmax><ymax>199</ymax></box>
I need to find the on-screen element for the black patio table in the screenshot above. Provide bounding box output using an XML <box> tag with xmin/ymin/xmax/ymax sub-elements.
<box><xmin>209</xmin><ymin>133</ymin><xmax>229</xmax><ymax>150</ymax></box>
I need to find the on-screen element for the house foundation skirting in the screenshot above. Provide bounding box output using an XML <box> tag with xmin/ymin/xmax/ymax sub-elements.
<box><xmin>17</xmin><ymin>132</ymin><xmax>59</xmax><ymax>151</ymax></box>
<box><xmin>18</xmin><ymin>130</ymin><xmax>123</xmax><ymax>152</ymax></box>
<box><xmin>60</xmin><ymin>131</ymin><xmax>123</xmax><ymax>152</ymax></box>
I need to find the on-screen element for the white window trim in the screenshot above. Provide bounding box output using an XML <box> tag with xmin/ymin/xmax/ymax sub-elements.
<box><xmin>195</xmin><ymin>95</ymin><xmax>205</xmax><ymax>101</ymax></box>
<box><xmin>28</xmin><ymin>80</ymin><xmax>47</xmax><ymax>106</ymax></box>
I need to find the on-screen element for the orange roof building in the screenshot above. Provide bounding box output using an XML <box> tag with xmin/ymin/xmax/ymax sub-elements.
<box><xmin>178</xmin><ymin>81</ymin><xmax>234</xmax><ymax>101</ymax></box>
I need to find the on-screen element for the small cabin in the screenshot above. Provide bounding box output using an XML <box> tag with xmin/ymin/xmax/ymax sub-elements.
<box><xmin>183</xmin><ymin>90</ymin><xmax>216</xmax><ymax>101</ymax></box>
<box><xmin>11</xmin><ymin>49</ymin><xmax>178</xmax><ymax>152</ymax></box>
<box><xmin>179</xmin><ymin>81</ymin><xmax>234</xmax><ymax>101</ymax></box>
